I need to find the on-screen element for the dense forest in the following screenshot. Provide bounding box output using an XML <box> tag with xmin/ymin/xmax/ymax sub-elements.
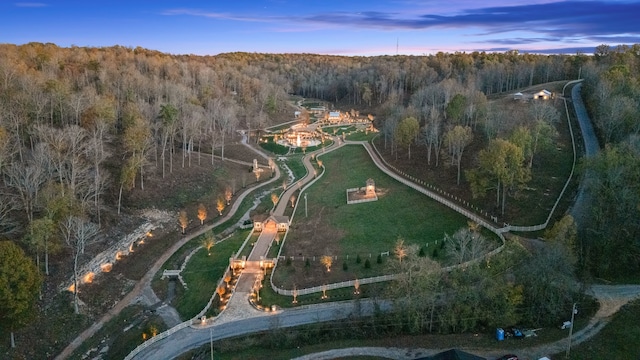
<box><xmin>0</xmin><ymin>42</ymin><xmax>639</xmax><ymax>355</ymax></box>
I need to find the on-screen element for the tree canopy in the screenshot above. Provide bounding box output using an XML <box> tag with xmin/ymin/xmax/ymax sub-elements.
<box><xmin>0</xmin><ymin>241</ymin><xmax>42</xmax><ymax>346</ymax></box>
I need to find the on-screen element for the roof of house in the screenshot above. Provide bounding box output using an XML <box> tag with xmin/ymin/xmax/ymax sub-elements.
<box><xmin>329</xmin><ymin>111</ymin><xmax>341</xmax><ymax>117</ymax></box>
<box><xmin>536</xmin><ymin>89</ymin><xmax>552</xmax><ymax>95</ymax></box>
<box><xmin>252</xmin><ymin>214</ymin><xmax>289</xmax><ymax>224</ymax></box>
<box><xmin>416</xmin><ymin>349</ymin><xmax>486</xmax><ymax>360</ymax></box>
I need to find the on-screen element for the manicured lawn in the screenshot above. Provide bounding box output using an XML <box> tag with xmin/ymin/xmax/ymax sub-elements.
<box><xmin>288</xmin><ymin>144</ymin><xmax>468</xmax><ymax>255</ymax></box>
<box><xmin>282</xmin><ymin>155</ymin><xmax>307</xmax><ymax>181</ymax></box>
<box><xmin>259</xmin><ymin>140</ymin><xmax>289</xmax><ymax>155</ymax></box>
<box><xmin>346</xmin><ymin>131</ymin><xmax>379</xmax><ymax>142</ymax></box>
<box><xmin>274</xmin><ymin>145</ymin><xmax>472</xmax><ymax>288</ymax></box>
<box><xmin>321</xmin><ymin>125</ymin><xmax>356</xmax><ymax>136</ymax></box>
<box><xmin>168</xmin><ymin>230</ymin><xmax>248</xmax><ymax>320</ymax></box>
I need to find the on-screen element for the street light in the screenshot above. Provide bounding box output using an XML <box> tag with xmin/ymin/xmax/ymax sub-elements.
<box><xmin>304</xmin><ymin>193</ymin><xmax>308</xmax><ymax>217</ymax></box>
<box><xmin>566</xmin><ymin>303</ymin><xmax>578</xmax><ymax>358</ymax></box>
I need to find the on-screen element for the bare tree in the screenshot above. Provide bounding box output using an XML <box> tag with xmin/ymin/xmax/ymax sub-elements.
<box><xmin>60</xmin><ymin>216</ymin><xmax>99</xmax><ymax>314</ymax></box>
<box><xmin>217</xmin><ymin>103</ymin><xmax>238</xmax><ymax>161</ymax></box>
<box><xmin>422</xmin><ymin>107</ymin><xmax>444</xmax><ymax>166</ymax></box>
<box><xmin>158</xmin><ymin>103</ymin><xmax>178</xmax><ymax>177</ymax></box>
<box><xmin>4</xmin><ymin>162</ymin><xmax>46</xmax><ymax>225</ymax></box>
<box><xmin>0</xmin><ymin>195</ymin><xmax>18</xmax><ymax>236</ymax></box>
<box><xmin>394</xmin><ymin>237</ymin><xmax>408</xmax><ymax>264</ymax></box>
<box><xmin>444</xmin><ymin>228</ymin><xmax>490</xmax><ymax>265</ymax></box>
<box><xmin>444</xmin><ymin>125</ymin><xmax>473</xmax><ymax>185</ymax></box>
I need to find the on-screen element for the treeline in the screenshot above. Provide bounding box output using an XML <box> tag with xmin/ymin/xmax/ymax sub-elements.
<box><xmin>0</xmin><ymin>43</ymin><xmax>584</xmax><ymax>244</ymax></box>
<box><xmin>579</xmin><ymin>44</ymin><xmax>640</xmax><ymax>277</ymax></box>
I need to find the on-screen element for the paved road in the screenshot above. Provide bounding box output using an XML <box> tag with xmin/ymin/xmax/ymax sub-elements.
<box><xmin>132</xmin><ymin>299</ymin><xmax>391</xmax><ymax>360</ymax></box>
<box><xmin>292</xmin><ymin>285</ymin><xmax>640</xmax><ymax>360</ymax></box>
<box><xmin>568</xmin><ymin>82</ymin><xmax>600</xmax><ymax>228</ymax></box>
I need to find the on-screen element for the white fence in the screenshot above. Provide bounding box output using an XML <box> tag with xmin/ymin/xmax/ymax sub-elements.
<box><xmin>123</xmin><ymin>318</ymin><xmax>193</xmax><ymax>360</ymax></box>
<box><xmin>269</xmin><ymin>140</ymin><xmax>507</xmax><ymax>297</ymax></box>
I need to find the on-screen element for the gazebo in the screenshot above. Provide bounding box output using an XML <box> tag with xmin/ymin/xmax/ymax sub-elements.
<box><xmin>253</xmin><ymin>214</ymin><xmax>289</xmax><ymax>232</ymax></box>
<box><xmin>365</xmin><ymin>178</ymin><xmax>376</xmax><ymax>197</ymax></box>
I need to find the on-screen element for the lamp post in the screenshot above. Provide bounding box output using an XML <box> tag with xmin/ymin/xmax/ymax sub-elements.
<box><xmin>566</xmin><ymin>302</ymin><xmax>577</xmax><ymax>358</ymax></box>
<box><xmin>304</xmin><ymin>193</ymin><xmax>308</xmax><ymax>217</ymax></box>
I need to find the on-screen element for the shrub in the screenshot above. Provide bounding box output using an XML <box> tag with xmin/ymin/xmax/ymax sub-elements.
<box><xmin>343</xmin><ymin>262</ymin><xmax>348</xmax><ymax>271</ymax></box>
<box><xmin>376</xmin><ymin>254</ymin><xmax>382</xmax><ymax>264</ymax></box>
<box><xmin>418</xmin><ymin>247</ymin><xmax>426</xmax><ymax>257</ymax></box>
<box><xmin>356</xmin><ymin>254</ymin><xmax>362</xmax><ymax>264</ymax></box>
<box><xmin>364</xmin><ymin>259</ymin><xmax>371</xmax><ymax>269</ymax></box>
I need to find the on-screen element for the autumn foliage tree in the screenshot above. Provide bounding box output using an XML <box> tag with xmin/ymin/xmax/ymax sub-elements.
<box><xmin>201</xmin><ymin>230</ymin><xmax>215</xmax><ymax>255</ymax></box>
<box><xmin>225</xmin><ymin>187</ymin><xmax>232</xmax><ymax>205</ymax></box>
<box><xmin>197</xmin><ymin>203</ymin><xmax>207</xmax><ymax>225</ymax></box>
<box><xmin>216</xmin><ymin>198</ymin><xmax>225</xmax><ymax>216</ymax></box>
<box><xmin>320</xmin><ymin>255</ymin><xmax>333</xmax><ymax>272</ymax></box>
<box><xmin>178</xmin><ymin>210</ymin><xmax>188</xmax><ymax>234</ymax></box>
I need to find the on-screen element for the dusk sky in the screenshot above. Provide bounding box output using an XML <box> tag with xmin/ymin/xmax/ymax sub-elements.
<box><xmin>1</xmin><ymin>0</ymin><xmax>639</xmax><ymax>56</ymax></box>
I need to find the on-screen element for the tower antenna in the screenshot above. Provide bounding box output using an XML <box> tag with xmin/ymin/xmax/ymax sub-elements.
<box><xmin>396</xmin><ymin>38</ymin><xmax>399</xmax><ymax>54</ymax></box>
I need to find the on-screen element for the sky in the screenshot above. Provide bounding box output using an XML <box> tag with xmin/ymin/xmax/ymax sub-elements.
<box><xmin>1</xmin><ymin>0</ymin><xmax>639</xmax><ymax>56</ymax></box>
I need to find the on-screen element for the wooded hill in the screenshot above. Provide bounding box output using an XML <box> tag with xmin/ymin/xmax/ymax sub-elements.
<box><xmin>0</xmin><ymin>42</ymin><xmax>639</xmax><ymax>355</ymax></box>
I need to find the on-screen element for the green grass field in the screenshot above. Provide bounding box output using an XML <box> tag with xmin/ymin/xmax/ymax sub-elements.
<box><xmin>165</xmin><ymin>230</ymin><xmax>248</xmax><ymax>320</ymax></box>
<box><xmin>287</xmin><ymin>144</ymin><xmax>469</xmax><ymax>256</ymax></box>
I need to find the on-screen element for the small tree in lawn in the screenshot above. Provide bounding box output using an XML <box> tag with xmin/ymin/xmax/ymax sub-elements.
<box><xmin>197</xmin><ymin>204</ymin><xmax>207</xmax><ymax>225</ymax></box>
<box><xmin>178</xmin><ymin>210</ymin><xmax>188</xmax><ymax>234</ymax></box>
<box><xmin>321</xmin><ymin>255</ymin><xmax>333</xmax><ymax>272</ymax></box>
<box><xmin>271</xmin><ymin>193</ymin><xmax>279</xmax><ymax>208</ymax></box>
<box><xmin>201</xmin><ymin>231</ymin><xmax>215</xmax><ymax>255</ymax></box>
<box><xmin>394</xmin><ymin>237</ymin><xmax>408</xmax><ymax>264</ymax></box>
<box><xmin>289</xmin><ymin>195</ymin><xmax>296</xmax><ymax>208</ymax></box>
<box><xmin>216</xmin><ymin>197</ymin><xmax>225</xmax><ymax>216</ymax></box>
<box><xmin>225</xmin><ymin>187</ymin><xmax>232</xmax><ymax>205</ymax></box>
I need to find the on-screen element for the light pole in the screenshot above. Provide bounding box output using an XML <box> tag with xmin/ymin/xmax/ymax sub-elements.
<box><xmin>566</xmin><ymin>302</ymin><xmax>577</xmax><ymax>358</ymax></box>
<box><xmin>304</xmin><ymin>193</ymin><xmax>308</xmax><ymax>217</ymax></box>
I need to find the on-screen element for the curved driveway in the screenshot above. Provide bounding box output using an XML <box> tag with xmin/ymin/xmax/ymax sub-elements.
<box><xmin>568</xmin><ymin>82</ymin><xmax>600</xmax><ymax>227</ymax></box>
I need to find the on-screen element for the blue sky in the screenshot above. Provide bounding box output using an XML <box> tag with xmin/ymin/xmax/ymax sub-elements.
<box><xmin>1</xmin><ymin>0</ymin><xmax>639</xmax><ymax>56</ymax></box>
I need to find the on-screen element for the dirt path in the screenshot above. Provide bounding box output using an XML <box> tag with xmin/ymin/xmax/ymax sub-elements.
<box><xmin>54</xmin><ymin>136</ymin><xmax>281</xmax><ymax>360</ymax></box>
